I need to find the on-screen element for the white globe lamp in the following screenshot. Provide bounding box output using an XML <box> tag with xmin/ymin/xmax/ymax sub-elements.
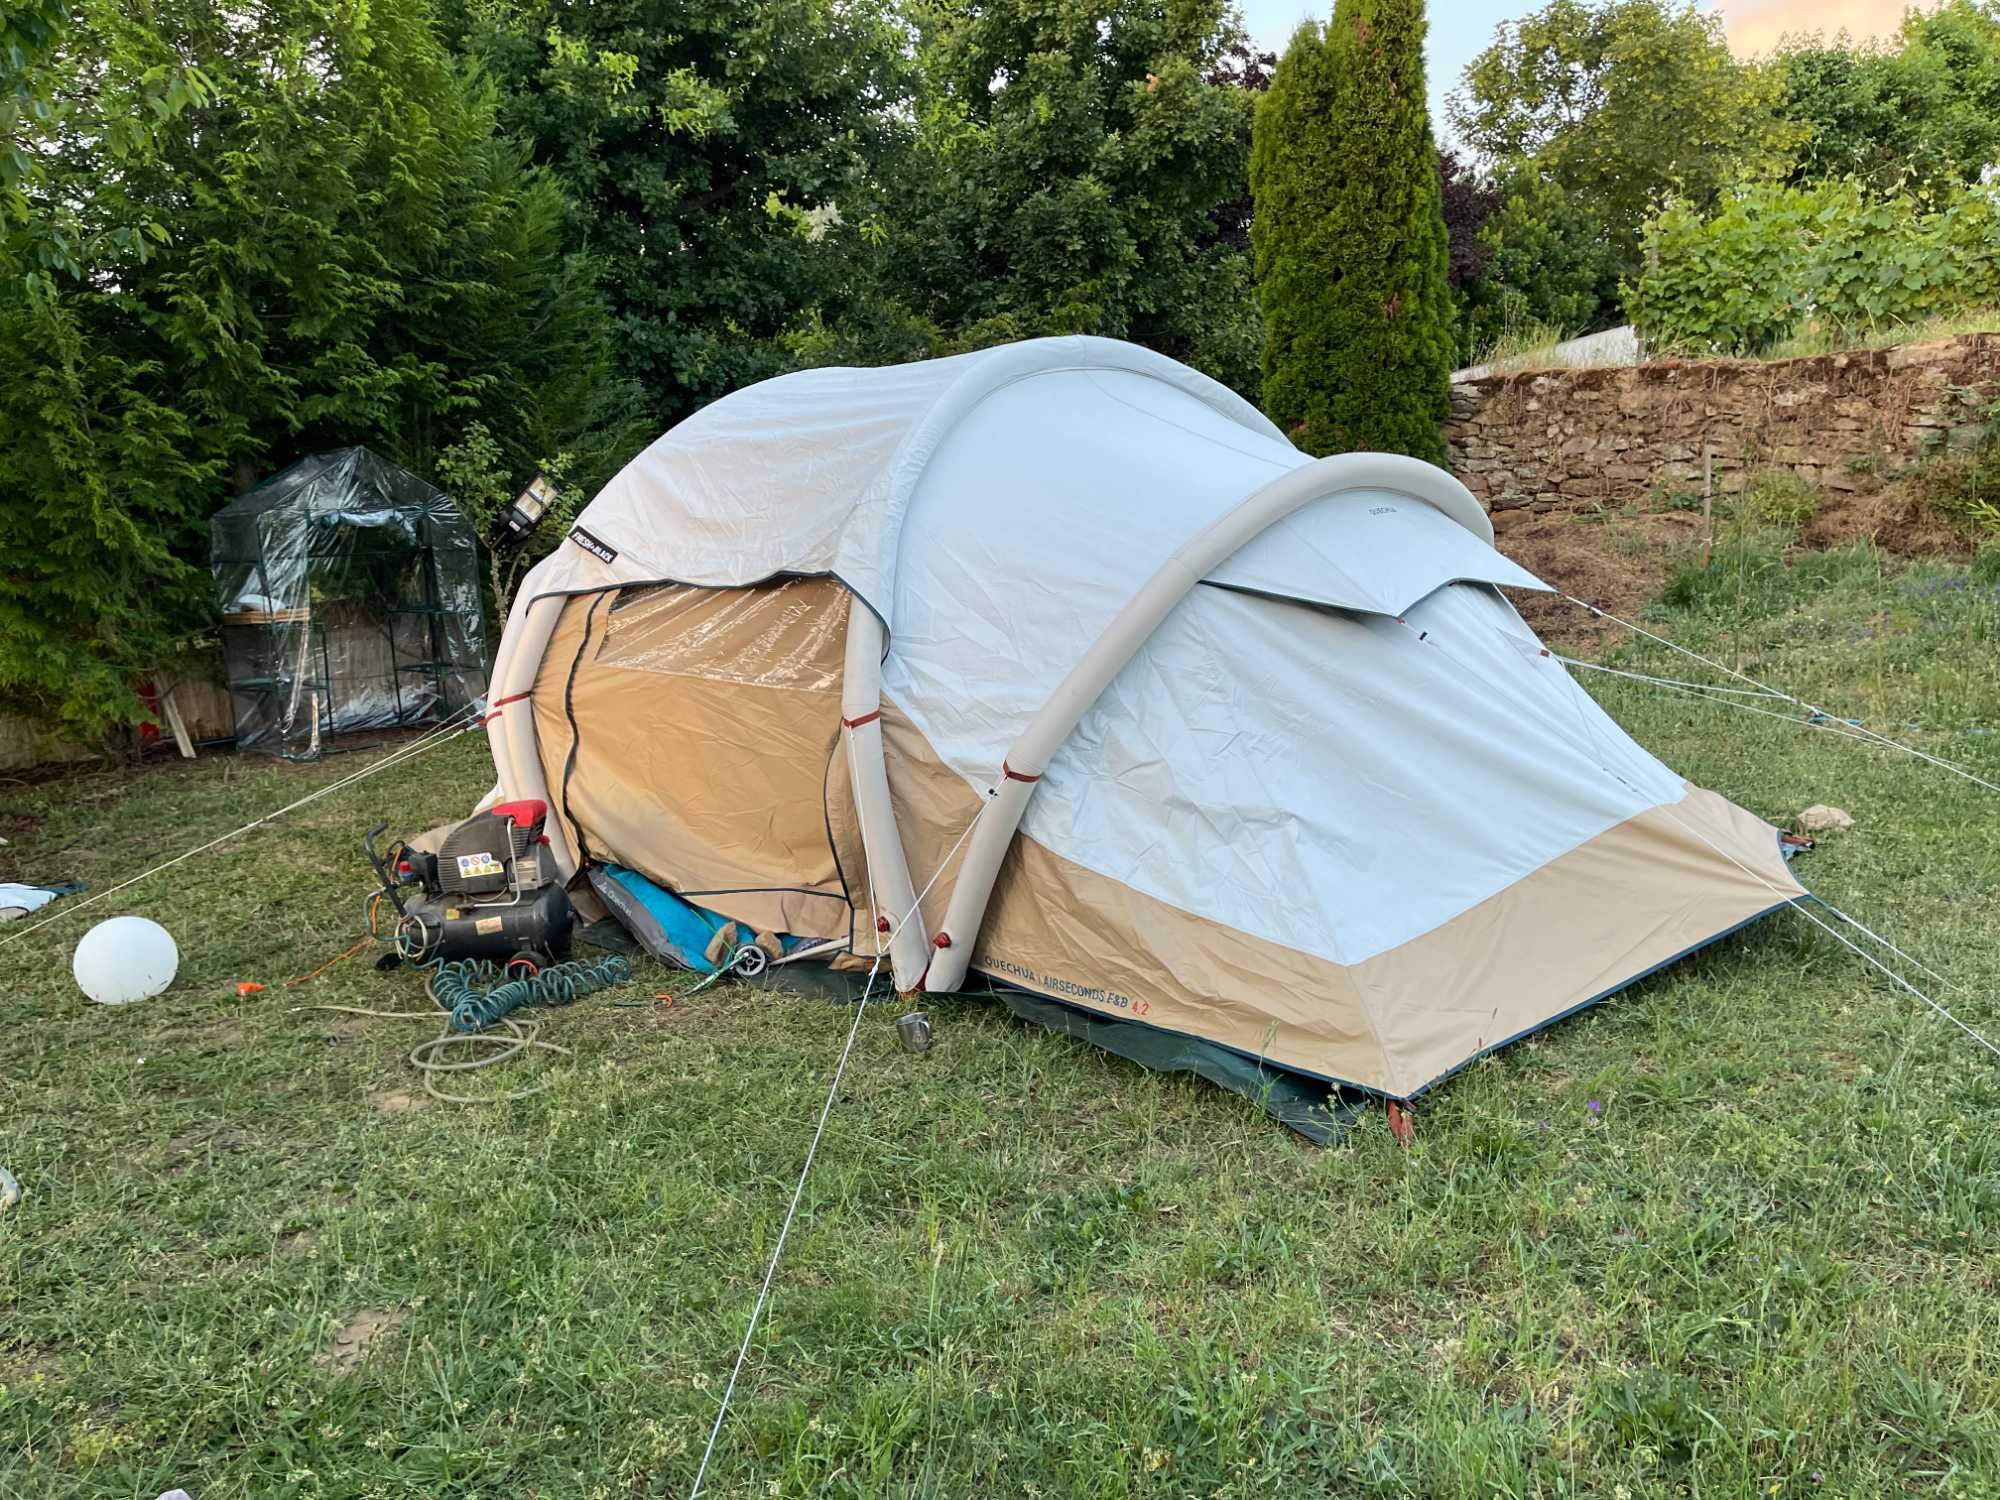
<box><xmin>73</xmin><ymin>915</ymin><xmax>179</xmax><ymax>1005</ymax></box>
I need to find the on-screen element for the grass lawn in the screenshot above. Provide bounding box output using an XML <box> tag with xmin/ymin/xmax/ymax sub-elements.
<box><xmin>4</xmin><ymin>542</ymin><xmax>2000</xmax><ymax>1498</ymax></box>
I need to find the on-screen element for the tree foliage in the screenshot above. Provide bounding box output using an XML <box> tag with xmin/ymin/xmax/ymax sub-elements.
<box><xmin>444</xmin><ymin>0</ymin><xmax>909</xmax><ymax>427</ymax></box>
<box><xmin>1449</xmin><ymin>0</ymin><xmax>1788</xmax><ymax>340</ymax></box>
<box><xmin>1455</xmin><ymin>166</ymin><xmax>1625</xmax><ymax>359</ymax></box>
<box><xmin>805</xmin><ymin>0</ymin><xmax>1266</xmax><ymax>397</ymax></box>
<box><xmin>1252</xmin><ymin>1</ymin><xmax>1452</xmax><ymax>463</ymax></box>
<box><xmin>0</xmin><ymin>0</ymin><xmax>633</xmax><ymax>740</ymax></box>
<box><xmin>1773</xmin><ymin>2</ymin><xmax>2000</xmax><ymax>192</ymax></box>
<box><xmin>1452</xmin><ymin>0</ymin><xmax>1786</xmax><ymax>237</ymax></box>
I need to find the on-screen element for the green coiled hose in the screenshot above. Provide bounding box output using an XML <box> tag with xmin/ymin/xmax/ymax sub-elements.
<box><xmin>427</xmin><ymin>953</ymin><xmax>633</xmax><ymax>1033</ymax></box>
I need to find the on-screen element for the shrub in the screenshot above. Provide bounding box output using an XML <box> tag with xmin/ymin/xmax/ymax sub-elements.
<box><xmin>1629</xmin><ymin>179</ymin><xmax>2000</xmax><ymax>354</ymax></box>
<box><xmin>1742</xmin><ymin>471</ymin><xmax>1821</xmax><ymax>529</ymax></box>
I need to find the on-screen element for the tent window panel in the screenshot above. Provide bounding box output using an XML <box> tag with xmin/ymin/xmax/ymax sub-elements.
<box><xmin>595</xmin><ymin>579</ymin><xmax>847</xmax><ymax>692</ymax></box>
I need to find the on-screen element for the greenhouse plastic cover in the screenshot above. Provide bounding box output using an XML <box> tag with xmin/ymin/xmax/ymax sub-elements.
<box><xmin>210</xmin><ymin>448</ymin><xmax>487</xmax><ymax>756</ymax></box>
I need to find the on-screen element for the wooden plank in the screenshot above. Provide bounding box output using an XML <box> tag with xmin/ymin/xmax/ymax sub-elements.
<box><xmin>152</xmin><ymin>675</ymin><xmax>196</xmax><ymax>759</ymax></box>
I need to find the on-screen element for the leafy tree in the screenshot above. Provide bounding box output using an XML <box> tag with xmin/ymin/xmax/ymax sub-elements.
<box><xmin>443</xmin><ymin>0</ymin><xmax>909</xmax><ymax>427</ymax></box>
<box><xmin>1251</xmin><ymin>2</ymin><xmax>1453</xmax><ymax>463</ymax></box>
<box><xmin>1774</xmin><ymin>2</ymin><xmax>2000</xmax><ymax>191</ymax></box>
<box><xmin>0</xmin><ymin>0</ymin><xmax>632</xmax><ymax>740</ymax></box>
<box><xmin>1450</xmin><ymin>0</ymin><xmax>1788</xmax><ymax>295</ymax></box>
<box><xmin>1456</xmin><ymin>167</ymin><xmax>1624</xmax><ymax>359</ymax></box>
<box><xmin>821</xmin><ymin>0</ymin><xmax>1266</xmax><ymax>397</ymax></box>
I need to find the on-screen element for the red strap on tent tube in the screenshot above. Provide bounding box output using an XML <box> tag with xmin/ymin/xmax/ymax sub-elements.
<box><xmin>1001</xmin><ymin>761</ymin><xmax>1040</xmax><ymax>783</ymax></box>
<box><xmin>841</xmin><ymin>710</ymin><xmax>881</xmax><ymax>730</ymax></box>
<box><xmin>478</xmin><ymin>689</ymin><xmax>534</xmax><ymax>727</ymax></box>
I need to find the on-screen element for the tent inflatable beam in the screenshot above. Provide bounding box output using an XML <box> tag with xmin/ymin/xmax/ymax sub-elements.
<box><xmin>842</xmin><ymin>606</ymin><xmax>933</xmax><ymax>989</ymax></box>
<box><xmin>923</xmin><ymin>453</ymin><xmax>1489</xmax><ymax>994</ymax></box>
<box><xmin>486</xmin><ymin>590</ymin><xmax>576</xmax><ymax>872</ymax></box>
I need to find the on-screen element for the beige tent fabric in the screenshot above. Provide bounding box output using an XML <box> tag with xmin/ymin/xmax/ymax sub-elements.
<box><xmin>1354</xmin><ymin>787</ymin><xmax>1800</xmax><ymax>1094</ymax></box>
<box><xmin>531</xmin><ymin>579</ymin><xmax>863</xmax><ymax>940</ymax></box>
<box><xmin>879</xmin><ymin>701</ymin><xmax>1800</xmax><ymax>1096</ymax></box>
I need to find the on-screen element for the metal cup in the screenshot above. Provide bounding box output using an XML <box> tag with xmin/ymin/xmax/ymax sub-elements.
<box><xmin>896</xmin><ymin>1011</ymin><xmax>934</xmax><ymax>1054</ymax></box>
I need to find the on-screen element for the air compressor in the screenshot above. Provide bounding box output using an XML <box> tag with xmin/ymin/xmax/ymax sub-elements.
<box><xmin>364</xmin><ymin>799</ymin><xmax>573</xmax><ymax>974</ymax></box>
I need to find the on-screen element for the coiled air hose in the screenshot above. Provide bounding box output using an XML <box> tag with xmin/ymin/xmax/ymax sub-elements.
<box><xmin>426</xmin><ymin>953</ymin><xmax>634</xmax><ymax>1033</ymax></box>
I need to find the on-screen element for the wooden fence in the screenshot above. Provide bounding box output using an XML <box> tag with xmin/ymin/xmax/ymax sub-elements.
<box><xmin>0</xmin><ymin>677</ymin><xmax>236</xmax><ymax>773</ymax></box>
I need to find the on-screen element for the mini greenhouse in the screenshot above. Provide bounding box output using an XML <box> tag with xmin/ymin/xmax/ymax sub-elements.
<box><xmin>210</xmin><ymin>448</ymin><xmax>488</xmax><ymax>759</ymax></box>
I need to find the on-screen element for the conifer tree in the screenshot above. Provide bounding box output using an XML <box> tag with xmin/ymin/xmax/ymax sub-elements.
<box><xmin>0</xmin><ymin>0</ymin><xmax>636</xmax><ymax>740</ymax></box>
<box><xmin>1250</xmin><ymin>0</ymin><xmax>1452</xmax><ymax>463</ymax></box>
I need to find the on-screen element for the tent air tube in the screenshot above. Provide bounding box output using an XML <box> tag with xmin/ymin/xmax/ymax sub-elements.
<box><xmin>923</xmin><ymin>453</ymin><xmax>1488</xmax><ymax>993</ymax></box>
<box><xmin>487</xmin><ymin>590</ymin><xmax>576</xmax><ymax>872</ymax></box>
<box><xmin>842</xmin><ymin>605</ymin><xmax>933</xmax><ymax>988</ymax></box>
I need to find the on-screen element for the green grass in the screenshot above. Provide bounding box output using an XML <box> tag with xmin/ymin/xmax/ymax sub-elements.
<box><xmin>1465</xmin><ymin>320</ymin><xmax>1577</xmax><ymax>376</ymax></box>
<box><xmin>6</xmin><ymin>548</ymin><xmax>2000</xmax><ymax>1498</ymax></box>
<box><xmin>1761</xmin><ymin>307</ymin><xmax>2000</xmax><ymax>362</ymax></box>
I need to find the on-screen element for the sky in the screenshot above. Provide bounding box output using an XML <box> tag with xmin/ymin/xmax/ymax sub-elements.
<box><xmin>1232</xmin><ymin>0</ymin><xmax>1918</xmax><ymax>144</ymax></box>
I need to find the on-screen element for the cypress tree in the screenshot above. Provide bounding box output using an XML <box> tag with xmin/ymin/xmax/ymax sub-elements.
<box><xmin>1250</xmin><ymin>0</ymin><xmax>1453</xmax><ymax>464</ymax></box>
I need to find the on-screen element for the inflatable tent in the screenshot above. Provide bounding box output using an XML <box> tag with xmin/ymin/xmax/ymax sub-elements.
<box><xmin>484</xmin><ymin>337</ymin><xmax>1803</xmax><ymax>1104</ymax></box>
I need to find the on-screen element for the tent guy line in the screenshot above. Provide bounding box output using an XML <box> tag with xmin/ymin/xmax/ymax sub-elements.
<box><xmin>1541</xmin><ymin>605</ymin><xmax>1997</xmax><ymax>1062</ymax></box>
<box><xmin>685</xmin><ymin>954</ymin><xmax>879</xmax><ymax>1500</ymax></box>
<box><xmin>1559</xmin><ymin>656</ymin><xmax>1947</xmax><ymax>756</ymax></box>
<box><xmin>1563</xmin><ymin>594</ymin><xmax>2000</xmax><ymax>796</ymax></box>
<box><xmin>0</xmin><ymin>703</ymin><xmax>483</xmax><ymax>955</ymax></box>
<box><xmin>1813</xmin><ymin>898</ymin><xmax>1965</xmax><ymax>997</ymax></box>
<box><xmin>688</xmin><ymin>802</ymin><xmax>986</xmax><ymax>1498</ymax></box>
<box><xmin>1558</xmin><ymin>656</ymin><xmax>1812</xmax><ymax>705</ymax></box>
<box><xmin>1653</xmin><ymin>798</ymin><xmax>2000</xmax><ymax>1063</ymax></box>
<box><xmin>1549</xmin><ymin>659</ymin><xmax>1791</xmax><ymax>701</ymax></box>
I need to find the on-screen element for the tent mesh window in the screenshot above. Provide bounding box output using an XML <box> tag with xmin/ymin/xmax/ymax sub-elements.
<box><xmin>208</xmin><ymin>448</ymin><xmax>488</xmax><ymax>760</ymax></box>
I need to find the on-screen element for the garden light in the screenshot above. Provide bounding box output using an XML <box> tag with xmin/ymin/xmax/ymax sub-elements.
<box><xmin>496</xmin><ymin>472</ymin><xmax>557</xmax><ymax>549</ymax></box>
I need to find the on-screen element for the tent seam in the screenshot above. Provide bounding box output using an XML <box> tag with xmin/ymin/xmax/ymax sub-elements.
<box><xmin>1075</xmin><ymin>368</ymin><xmax>1300</xmax><ymax>472</ymax></box>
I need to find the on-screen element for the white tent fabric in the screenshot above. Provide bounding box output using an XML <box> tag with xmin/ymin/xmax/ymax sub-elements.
<box><xmin>992</xmin><ymin>582</ymin><xmax>1687</xmax><ymax>971</ymax></box>
<box><xmin>493</xmin><ymin>339</ymin><xmax>1531</xmax><ymax>627</ymax></box>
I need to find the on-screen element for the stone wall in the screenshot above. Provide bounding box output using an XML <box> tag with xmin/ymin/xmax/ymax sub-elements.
<box><xmin>1446</xmin><ymin>333</ymin><xmax>2000</xmax><ymax>532</ymax></box>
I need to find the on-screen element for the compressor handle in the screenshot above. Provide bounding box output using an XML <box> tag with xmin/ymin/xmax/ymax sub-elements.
<box><xmin>489</xmin><ymin>798</ymin><xmax>548</xmax><ymax>830</ymax></box>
